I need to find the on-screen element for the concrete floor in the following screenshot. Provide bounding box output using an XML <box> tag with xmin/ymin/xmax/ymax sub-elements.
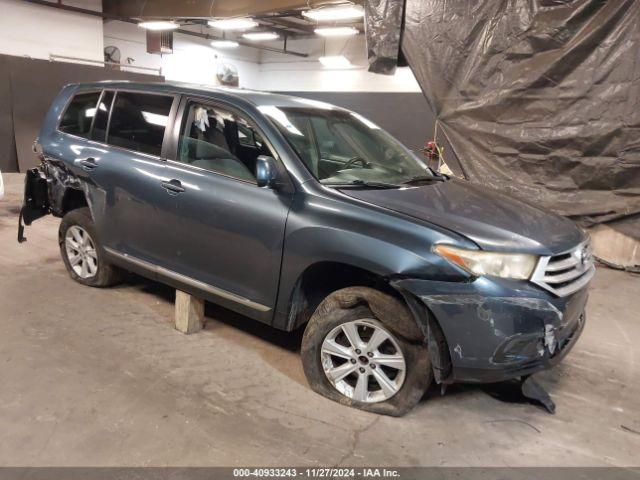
<box><xmin>1</xmin><ymin>173</ymin><xmax>639</xmax><ymax>467</ymax></box>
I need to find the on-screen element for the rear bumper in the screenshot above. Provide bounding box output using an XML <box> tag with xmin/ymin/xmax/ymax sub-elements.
<box><xmin>18</xmin><ymin>167</ymin><xmax>51</xmax><ymax>243</ymax></box>
<box><xmin>393</xmin><ymin>275</ymin><xmax>590</xmax><ymax>383</ymax></box>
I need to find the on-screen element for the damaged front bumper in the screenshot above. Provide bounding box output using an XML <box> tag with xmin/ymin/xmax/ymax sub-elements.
<box><xmin>393</xmin><ymin>276</ymin><xmax>588</xmax><ymax>383</ymax></box>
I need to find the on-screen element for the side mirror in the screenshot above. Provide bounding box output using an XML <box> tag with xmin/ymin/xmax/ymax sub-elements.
<box><xmin>255</xmin><ymin>155</ymin><xmax>279</xmax><ymax>189</ymax></box>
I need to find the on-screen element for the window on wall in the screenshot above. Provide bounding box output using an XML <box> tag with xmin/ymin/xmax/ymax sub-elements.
<box><xmin>107</xmin><ymin>92</ymin><xmax>174</xmax><ymax>157</ymax></box>
<box><xmin>176</xmin><ymin>102</ymin><xmax>274</xmax><ymax>182</ymax></box>
<box><xmin>58</xmin><ymin>92</ymin><xmax>101</xmax><ymax>138</ymax></box>
<box><xmin>90</xmin><ymin>91</ymin><xmax>115</xmax><ymax>142</ymax></box>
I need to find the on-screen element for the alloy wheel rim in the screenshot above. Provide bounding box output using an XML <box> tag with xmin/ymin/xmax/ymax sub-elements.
<box><xmin>321</xmin><ymin>319</ymin><xmax>406</xmax><ymax>403</ymax></box>
<box><xmin>65</xmin><ymin>225</ymin><xmax>98</xmax><ymax>279</ymax></box>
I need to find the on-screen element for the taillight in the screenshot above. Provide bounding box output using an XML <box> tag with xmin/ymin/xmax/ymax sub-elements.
<box><xmin>32</xmin><ymin>140</ymin><xmax>44</xmax><ymax>161</ymax></box>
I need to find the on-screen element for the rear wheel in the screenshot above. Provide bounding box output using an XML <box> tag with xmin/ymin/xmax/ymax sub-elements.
<box><xmin>59</xmin><ymin>207</ymin><xmax>121</xmax><ymax>287</ymax></box>
<box><xmin>301</xmin><ymin>287</ymin><xmax>432</xmax><ymax>416</ymax></box>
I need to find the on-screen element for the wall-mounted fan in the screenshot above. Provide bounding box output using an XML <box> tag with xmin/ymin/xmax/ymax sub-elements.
<box><xmin>104</xmin><ymin>45</ymin><xmax>121</xmax><ymax>64</ymax></box>
<box><xmin>216</xmin><ymin>62</ymin><xmax>239</xmax><ymax>87</ymax></box>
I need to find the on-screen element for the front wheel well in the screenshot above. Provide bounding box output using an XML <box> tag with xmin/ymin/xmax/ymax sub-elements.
<box><xmin>287</xmin><ymin>262</ymin><xmax>453</xmax><ymax>384</ymax></box>
<box><xmin>286</xmin><ymin>262</ymin><xmax>401</xmax><ymax>331</ymax></box>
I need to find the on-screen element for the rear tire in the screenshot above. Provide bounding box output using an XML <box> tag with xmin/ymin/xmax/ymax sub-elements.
<box><xmin>59</xmin><ymin>207</ymin><xmax>121</xmax><ymax>287</ymax></box>
<box><xmin>301</xmin><ymin>287</ymin><xmax>432</xmax><ymax>416</ymax></box>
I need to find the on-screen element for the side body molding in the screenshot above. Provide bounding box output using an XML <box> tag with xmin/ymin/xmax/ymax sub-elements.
<box><xmin>104</xmin><ymin>247</ymin><xmax>271</xmax><ymax>314</ymax></box>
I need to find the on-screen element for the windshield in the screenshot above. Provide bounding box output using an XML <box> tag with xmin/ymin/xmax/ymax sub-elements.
<box><xmin>258</xmin><ymin>106</ymin><xmax>433</xmax><ymax>186</ymax></box>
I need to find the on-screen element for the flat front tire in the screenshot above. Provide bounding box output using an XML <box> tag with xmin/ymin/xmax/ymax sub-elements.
<box><xmin>59</xmin><ymin>207</ymin><xmax>121</xmax><ymax>287</ymax></box>
<box><xmin>301</xmin><ymin>287</ymin><xmax>432</xmax><ymax>416</ymax></box>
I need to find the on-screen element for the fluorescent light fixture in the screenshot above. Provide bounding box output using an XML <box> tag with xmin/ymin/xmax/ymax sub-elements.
<box><xmin>351</xmin><ymin>112</ymin><xmax>379</xmax><ymax>130</ymax></box>
<box><xmin>319</xmin><ymin>55</ymin><xmax>352</xmax><ymax>68</ymax></box>
<box><xmin>85</xmin><ymin>102</ymin><xmax>108</xmax><ymax>118</ymax></box>
<box><xmin>294</xmin><ymin>98</ymin><xmax>335</xmax><ymax>110</ymax></box>
<box><xmin>314</xmin><ymin>26</ymin><xmax>358</xmax><ymax>37</ymax></box>
<box><xmin>303</xmin><ymin>5</ymin><xmax>364</xmax><ymax>21</ymax></box>
<box><xmin>242</xmin><ymin>32</ymin><xmax>279</xmax><ymax>41</ymax></box>
<box><xmin>258</xmin><ymin>106</ymin><xmax>303</xmax><ymax>136</ymax></box>
<box><xmin>138</xmin><ymin>21</ymin><xmax>179</xmax><ymax>31</ymax></box>
<box><xmin>208</xmin><ymin>18</ymin><xmax>258</xmax><ymax>30</ymax></box>
<box><xmin>211</xmin><ymin>40</ymin><xmax>240</xmax><ymax>49</ymax></box>
<box><xmin>141</xmin><ymin>111</ymin><xmax>169</xmax><ymax>127</ymax></box>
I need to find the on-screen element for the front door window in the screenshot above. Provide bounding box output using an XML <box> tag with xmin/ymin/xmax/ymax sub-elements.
<box><xmin>177</xmin><ymin>102</ymin><xmax>274</xmax><ymax>182</ymax></box>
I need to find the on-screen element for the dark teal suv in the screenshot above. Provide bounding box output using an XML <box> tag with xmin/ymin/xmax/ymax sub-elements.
<box><xmin>19</xmin><ymin>81</ymin><xmax>594</xmax><ymax>415</ymax></box>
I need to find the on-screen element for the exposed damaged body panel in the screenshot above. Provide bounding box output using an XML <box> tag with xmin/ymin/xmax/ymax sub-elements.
<box><xmin>44</xmin><ymin>161</ymin><xmax>87</xmax><ymax>217</ymax></box>
<box><xmin>392</xmin><ymin>276</ymin><xmax>588</xmax><ymax>384</ymax></box>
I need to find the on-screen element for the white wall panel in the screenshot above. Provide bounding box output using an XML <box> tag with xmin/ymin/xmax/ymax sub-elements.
<box><xmin>0</xmin><ymin>0</ymin><xmax>103</xmax><ymax>62</ymax></box>
<box><xmin>257</xmin><ymin>36</ymin><xmax>421</xmax><ymax>92</ymax></box>
<box><xmin>104</xmin><ymin>22</ymin><xmax>261</xmax><ymax>87</ymax></box>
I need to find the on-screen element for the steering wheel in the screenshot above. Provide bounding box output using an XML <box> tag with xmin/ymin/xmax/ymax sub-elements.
<box><xmin>342</xmin><ymin>156</ymin><xmax>371</xmax><ymax>169</ymax></box>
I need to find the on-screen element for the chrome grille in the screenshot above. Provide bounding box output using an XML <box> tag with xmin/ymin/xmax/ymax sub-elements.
<box><xmin>531</xmin><ymin>240</ymin><xmax>595</xmax><ymax>297</ymax></box>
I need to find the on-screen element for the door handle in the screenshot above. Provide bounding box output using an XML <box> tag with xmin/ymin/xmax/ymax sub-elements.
<box><xmin>77</xmin><ymin>157</ymin><xmax>98</xmax><ymax>171</ymax></box>
<box><xmin>161</xmin><ymin>179</ymin><xmax>185</xmax><ymax>194</ymax></box>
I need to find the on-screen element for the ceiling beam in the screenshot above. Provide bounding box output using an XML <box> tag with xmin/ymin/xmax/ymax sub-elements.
<box><xmin>261</xmin><ymin>17</ymin><xmax>317</xmax><ymax>35</ymax></box>
<box><xmin>101</xmin><ymin>0</ymin><xmax>355</xmax><ymax>19</ymax></box>
<box><xmin>253</xmin><ymin>21</ymin><xmax>301</xmax><ymax>39</ymax></box>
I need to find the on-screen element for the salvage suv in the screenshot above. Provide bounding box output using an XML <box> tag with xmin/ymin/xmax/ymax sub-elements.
<box><xmin>19</xmin><ymin>81</ymin><xmax>595</xmax><ymax>415</ymax></box>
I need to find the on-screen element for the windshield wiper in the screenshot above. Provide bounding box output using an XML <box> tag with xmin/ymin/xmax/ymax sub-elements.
<box><xmin>326</xmin><ymin>179</ymin><xmax>402</xmax><ymax>189</ymax></box>
<box><xmin>402</xmin><ymin>173</ymin><xmax>447</xmax><ymax>185</ymax></box>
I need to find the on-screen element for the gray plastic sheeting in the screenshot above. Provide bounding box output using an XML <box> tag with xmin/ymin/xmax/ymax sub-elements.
<box><xmin>363</xmin><ymin>0</ymin><xmax>405</xmax><ymax>75</ymax></box>
<box><xmin>365</xmin><ymin>0</ymin><xmax>640</xmax><ymax>227</ymax></box>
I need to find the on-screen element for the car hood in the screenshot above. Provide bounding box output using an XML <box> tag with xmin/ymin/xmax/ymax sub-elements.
<box><xmin>339</xmin><ymin>179</ymin><xmax>584</xmax><ymax>255</ymax></box>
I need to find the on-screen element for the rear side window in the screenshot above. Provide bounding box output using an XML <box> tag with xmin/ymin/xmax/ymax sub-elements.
<box><xmin>107</xmin><ymin>92</ymin><xmax>173</xmax><ymax>157</ymax></box>
<box><xmin>91</xmin><ymin>91</ymin><xmax>115</xmax><ymax>142</ymax></box>
<box><xmin>58</xmin><ymin>92</ymin><xmax>101</xmax><ymax>138</ymax></box>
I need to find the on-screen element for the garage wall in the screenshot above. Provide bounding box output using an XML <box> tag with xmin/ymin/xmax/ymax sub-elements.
<box><xmin>0</xmin><ymin>3</ymin><xmax>447</xmax><ymax>172</ymax></box>
<box><xmin>285</xmin><ymin>91</ymin><xmax>433</xmax><ymax>153</ymax></box>
<box><xmin>104</xmin><ymin>22</ymin><xmax>261</xmax><ymax>88</ymax></box>
<box><xmin>0</xmin><ymin>0</ymin><xmax>104</xmax><ymax>62</ymax></box>
<box><xmin>0</xmin><ymin>56</ymin><xmax>17</xmax><ymax>173</ymax></box>
<box><xmin>258</xmin><ymin>36</ymin><xmax>421</xmax><ymax>92</ymax></box>
<box><xmin>256</xmin><ymin>36</ymin><xmax>455</xmax><ymax>168</ymax></box>
<box><xmin>0</xmin><ymin>54</ymin><xmax>163</xmax><ymax>173</ymax></box>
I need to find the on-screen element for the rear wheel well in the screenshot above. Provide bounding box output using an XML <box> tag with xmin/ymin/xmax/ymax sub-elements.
<box><xmin>60</xmin><ymin>188</ymin><xmax>88</xmax><ymax>215</ymax></box>
<box><xmin>286</xmin><ymin>262</ymin><xmax>400</xmax><ymax>331</ymax></box>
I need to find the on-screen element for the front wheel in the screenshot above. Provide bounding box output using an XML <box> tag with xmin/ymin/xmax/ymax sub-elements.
<box><xmin>59</xmin><ymin>207</ymin><xmax>121</xmax><ymax>287</ymax></box>
<box><xmin>301</xmin><ymin>287</ymin><xmax>432</xmax><ymax>416</ymax></box>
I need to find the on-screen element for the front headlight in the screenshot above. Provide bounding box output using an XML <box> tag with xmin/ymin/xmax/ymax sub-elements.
<box><xmin>434</xmin><ymin>245</ymin><xmax>538</xmax><ymax>280</ymax></box>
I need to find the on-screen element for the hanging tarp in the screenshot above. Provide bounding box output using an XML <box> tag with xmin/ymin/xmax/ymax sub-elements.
<box><xmin>366</xmin><ymin>0</ymin><xmax>640</xmax><ymax>226</ymax></box>
<box><xmin>363</xmin><ymin>0</ymin><xmax>405</xmax><ymax>75</ymax></box>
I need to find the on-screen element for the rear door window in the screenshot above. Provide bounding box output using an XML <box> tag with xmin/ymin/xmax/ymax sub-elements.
<box><xmin>58</xmin><ymin>91</ymin><xmax>101</xmax><ymax>138</ymax></box>
<box><xmin>107</xmin><ymin>92</ymin><xmax>174</xmax><ymax>157</ymax></box>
